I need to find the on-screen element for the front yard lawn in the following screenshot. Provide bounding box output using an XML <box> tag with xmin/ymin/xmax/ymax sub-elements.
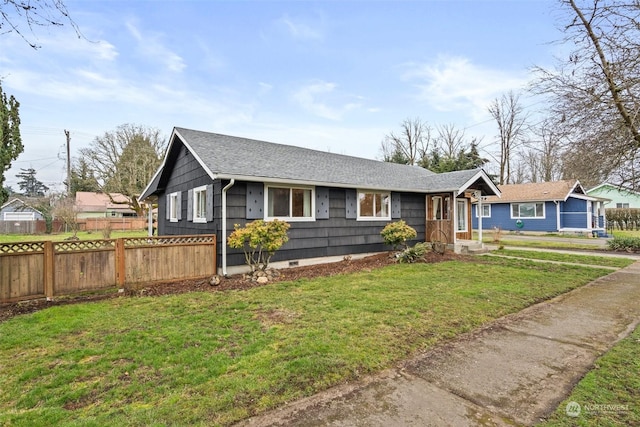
<box><xmin>0</xmin><ymin>257</ymin><xmax>614</xmax><ymax>426</ymax></box>
<box><xmin>541</xmin><ymin>324</ymin><xmax>640</xmax><ymax>426</ymax></box>
<box><xmin>491</xmin><ymin>248</ymin><xmax>635</xmax><ymax>269</ymax></box>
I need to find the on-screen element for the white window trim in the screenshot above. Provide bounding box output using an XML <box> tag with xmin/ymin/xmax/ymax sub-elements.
<box><xmin>510</xmin><ymin>202</ymin><xmax>545</xmax><ymax>219</ymax></box>
<box><xmin>475</xmin><ymin>204</ymin><xmax>491</xmax><ymax>218</ymax></box>
<box><xmin>264</xmin><ymin>184</ymin><xmax>316</xmax><ymax>222</ymax></box>
<box><xmin>169</xmin><ymin>192</ymin><xmax>179</xmax><ymax>222</ymax></box>
<box><xmin>357</xmin><ymin>190</ymin><xmax>391</xmax><ymax>221</ymax></box>
<box><xmin>456</xmin><ymin>199</ymin><xmax>468</xmax><ymax>232</ymax></box>
<box><xmin>193</xmin><ymin>185</ymin><xmax>208</xmax><ymax>223</ymax></box>
<box><xmin>4</xmin><ymin>212</ymin><xmax>35</xmax><ymax>221</ymax></box>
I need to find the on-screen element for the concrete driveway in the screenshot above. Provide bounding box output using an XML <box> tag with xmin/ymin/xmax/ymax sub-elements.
<box><xmin>237</xmin><ymin>257</ymin><xmax>640</xmax><ymax>427</ymax></box>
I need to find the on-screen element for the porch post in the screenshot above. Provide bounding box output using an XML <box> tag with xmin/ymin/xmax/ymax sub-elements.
<box><xmin>476</xmin><ymin>191</ymin><xmax>483</xmax><ymax>244</ymax></box>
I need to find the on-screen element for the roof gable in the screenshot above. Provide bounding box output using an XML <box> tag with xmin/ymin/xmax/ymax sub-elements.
<box><xmin>484</xmin><ymin>180</ymin><xmax>584</xmax><ymax>203</ymax></box>
<box><xmin>0</xmin><ymin>198</ymin><xmax>43</xmax><ymax>215</ymax></box>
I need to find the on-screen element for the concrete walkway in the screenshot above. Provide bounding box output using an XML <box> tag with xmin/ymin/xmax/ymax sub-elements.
<box><xmin>238</xmin><ymin>259</ymin><xmax>640</xmax><ymax>427</ymax></box>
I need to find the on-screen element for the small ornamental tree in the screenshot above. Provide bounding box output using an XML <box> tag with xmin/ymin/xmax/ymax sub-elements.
<box><xmin>227</xmin><ymin>219</ymin><xmax>290</xmax><ymax>272</ymax></box>
<box><xmin>380</xmin><ymin>220</ymin><xmax>417</xmax><ymax>250</ymax></box>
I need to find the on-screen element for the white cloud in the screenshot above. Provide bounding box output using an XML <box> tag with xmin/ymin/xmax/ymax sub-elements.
<box><xmin>402</xmin><ymin>55</ymin><xmax>530</xmax><ymax>121</ymax></box>
<box><xmin>277</xmin><ymin>14</ymin><xmax>324</xmax><ymax>41</ymax></box>
<box><xmin>125</xmin><ymin>21</ymin><xmax>186</xmax><ymax>73</ymax></box>
<box><xmin>293</xmin><ymin>81</ymin><xmax>362</xmax><ymax>121</ymax></box>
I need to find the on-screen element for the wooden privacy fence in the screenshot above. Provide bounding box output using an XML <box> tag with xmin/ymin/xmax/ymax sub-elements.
<box><xmin>0</xmin><ymin>235</ymin><xmax>217</xmax><ymax>304</ymax></box>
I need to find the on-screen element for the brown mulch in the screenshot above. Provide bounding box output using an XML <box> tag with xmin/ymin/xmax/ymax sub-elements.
<box><xmin>0</xmin><ymin>251</ymin><xmax>467</xmax><ymax>323</ymax></box>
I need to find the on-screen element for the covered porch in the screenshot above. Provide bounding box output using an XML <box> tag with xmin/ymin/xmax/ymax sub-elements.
<box><xmin>423</xmin><ymin>169</ymin><xmax>500</xmax><ymax>253</ymax></box>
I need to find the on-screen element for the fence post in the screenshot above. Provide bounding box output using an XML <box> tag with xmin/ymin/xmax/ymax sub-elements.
<box><xmin>43</xmin><ymin>241</ymin><xmax>54</xmax><ymax>300</ymax></box>
<box><xmin>115</xmin><ymin>238</ymin><xmax>126</xmax><ymax>288</ymax></box>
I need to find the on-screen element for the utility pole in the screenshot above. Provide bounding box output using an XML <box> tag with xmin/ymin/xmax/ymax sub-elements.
<box><xmin>64</xmin><ymin>129</ymin><xmax>71</xmax><ymax>197</ymax></box>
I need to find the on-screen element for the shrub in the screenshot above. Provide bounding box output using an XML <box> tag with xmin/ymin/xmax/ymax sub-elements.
<box><xmin>227</xmin><ymin>219</ymin><xmax>290</xmax><ymax>271</ymax></box>
<box><xmin>397</xmin><ymin>242</ymin><xmax>430</xmax><ymax>263</ymax></box>
<box><xmin>381</xmin><ymin>220</ymin><xmax>417</xmax><ymax>250</ymax></box>
<box><xmin>607</xmin><ymin>236</ymin><xmax>640</xmax><ymax>252</ymax></box>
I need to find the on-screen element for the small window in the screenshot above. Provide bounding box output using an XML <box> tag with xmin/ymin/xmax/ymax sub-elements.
<box><xmin>475</xmin><ymin>204</ymin><xmax>491</xmax><ymax>218</ymax></box>
<box><xmin>193</xmin><ymin>185</ymin><xmax>207</xmax><ymax>223</ymax></box>
<box><xmin>511</xmin><ymin>202</ymin><xmax>544</xmax><ymax>219</ymax></box>
<box><xmin>169</xmin><ymin>192</ymin><xmax>179</xmax><ymax>222</ymax></box>
<box><xmin>431</xmin><ymin>196</ymin><xmax>450</xmax><ymax>220</ymax></box>
<box><xmin>266</xmin><ymin>186</ymin><xmax>314</xmax><ymax>220</ymax></box>
<box><xmin>616</xmin><ymin>203</ymin><xmax>630</xmax><ymax>209</ymax></box>
<box><xmin>358</xmin><ymin>191</ymin><xmax>390</xmax><ymax>220</ymax></box>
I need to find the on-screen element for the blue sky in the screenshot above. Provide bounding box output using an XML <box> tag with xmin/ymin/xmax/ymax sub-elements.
<box><xmin>0</xmin><ymin>0</ymin><xmax>562</xmax><ymax>192</ymax></box>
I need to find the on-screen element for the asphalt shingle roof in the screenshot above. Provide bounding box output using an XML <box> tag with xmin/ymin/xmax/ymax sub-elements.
<box><xmin>140</xmin><ymin>128</ymin><xmax>499</xmax><ymax>199</ymax></box>
<box><xmin>484</xmin><ymin>180</ymin><xmax>582</xmax><ymax>203</ymax></box>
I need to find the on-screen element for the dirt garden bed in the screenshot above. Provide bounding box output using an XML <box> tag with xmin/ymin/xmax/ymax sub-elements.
<box><xmin>0</xmin><ymin>250</ymin><xmax>465</xmax><ymax>323</ymax></box>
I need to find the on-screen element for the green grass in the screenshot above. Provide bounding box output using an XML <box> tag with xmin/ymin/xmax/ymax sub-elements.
<box><xmin>0</xmin><ymin>257</ymin><xmax>612</xmax><ymax>426</ymax></box>
<box><xmin>610</xmin><ymin>229</ymin><xmax>640</xmax><ymax>238</ymax></box>
<box><xmin>541</xmin><ymin>325</ymin><xmax>640</xmax><ymax>426</ymax></box>
<box><xmin>488</xmin><ymin>238</ymin><xmax>603</xmax><ymax>250</ymax></box>
<box><xmin>0</xmin><ymin>230</ymin><xmax>148</xmax><ymax>243</ymax></box>
<box><xmin>492</xmin><ymin>248</ymin><xmax>635</xmax><ymax>269</ymax></box>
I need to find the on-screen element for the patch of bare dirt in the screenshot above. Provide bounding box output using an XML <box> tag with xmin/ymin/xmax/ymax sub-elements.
<box><xmin>0</xmin><ymin>251</ymin><xmax>468</xmax><ymax>323</ymax></box>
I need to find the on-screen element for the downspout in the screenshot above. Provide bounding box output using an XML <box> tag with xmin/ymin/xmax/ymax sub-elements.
<box><xmin>147</xmin><ymin>202</ymin><xmax>153</xmax><ymax>237</ymax></box>
<box><xmin>221</xmin><ymin>179</ymin><xmax>235</xmax><ymax>277</ymax></box>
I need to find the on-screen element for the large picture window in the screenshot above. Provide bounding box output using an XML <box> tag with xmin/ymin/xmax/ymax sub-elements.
<box><xmin>511</xmin><ymin>202</ymin><xmax>544</xmax><ymax>218</ymax></box>
<box><xmin>358</xmin><ymin>191</ymin><xmax>390</xmax><ymax>219</ymax></box>
<box><xmin>267</xmin><ymin>186</ymin><xmax>313</xmax><ymax>220</ymax></box>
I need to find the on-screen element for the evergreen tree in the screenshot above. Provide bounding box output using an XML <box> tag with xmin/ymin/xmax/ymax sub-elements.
<box><xmin>0</xmin><ymin>83</ymin><xmax>23</xmax><ymax>205</ymax></box>
<box><xmin>16</xmin><ymin>167</ymin><xmax>48</xmax><ymax>197</ymax></box>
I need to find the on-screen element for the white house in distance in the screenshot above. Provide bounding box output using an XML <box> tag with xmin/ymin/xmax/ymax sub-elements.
<box><xmin>75</xmin><ymin>192</ymin><xmax>137</xmax><ymax>219</ymax></box>
<box><xmin>587</xmin><ymin>183</ymin><xmax>640</xmax><ymax>209</ymax></box>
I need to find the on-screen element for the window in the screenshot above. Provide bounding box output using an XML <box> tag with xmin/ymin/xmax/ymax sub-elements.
<box><xmin>358</xmin><ymin>191</ymin><xmax>390</xmax><ymax>219</ymax></box>
<box><xmin>431</xmin><ymin>196</ymin><xmax>450</xmax><ymax>220</ymax></box>
<box><xmin>168</xmin><ymin>192</ymin><xmax>179</xmax><ymax>222</ymax></box>
<box><xmin>456</xmin><ymin>199</ymin><xmax>468</xmax><ymax>232</ymax></box>
<box><xmin>475</xmin><ymin>204</ymin><xmax>491</xmax><ymax>218</ymax></box>
<box><xmin>616</xmin><ymin>203</ymin><xmax>630</xmax><ymax>208</ymax></box>
<box><xmin>193</xmin><ymin>185</ymin><xmax>207</xmax><ymax>223</ymax></box>
<box><xmin>267</xmin><ymin>186</ymin><xmax>313</xmax><ymax>220</ymax></box>
<box><xmin>3</xmin><ymin>212</ymin><xmax>35</xmax><ymax>221</ymax></box>
<box><xmin>511</xmin><ymin>202</ymin><xmax>544</xmax><ymax>218</ymax></box>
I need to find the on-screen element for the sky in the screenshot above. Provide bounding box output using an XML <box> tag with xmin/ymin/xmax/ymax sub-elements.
<box><xmin>0</xmin><ymin>0</ymin><xmax>565</xmax><ymax>193</ymax></box>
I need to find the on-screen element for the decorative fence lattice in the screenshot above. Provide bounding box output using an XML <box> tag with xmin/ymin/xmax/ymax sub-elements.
<box><xmin>0</xmin><ymin>242</ymin><xmax>45</xmax><ymax>254</ymax></box>
<box><xmin>0</xmin><ymin>235</ymin><xmax>217</xmax><ymax>304</ymax></box>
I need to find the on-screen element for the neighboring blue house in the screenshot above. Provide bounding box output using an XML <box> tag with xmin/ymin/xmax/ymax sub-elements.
<box><xmin>472</xmin><ymin>180</ymin><xmax>607</xmax><ymax>235</ymax></box>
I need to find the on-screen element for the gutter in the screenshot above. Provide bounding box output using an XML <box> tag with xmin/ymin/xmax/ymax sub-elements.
<box><xmin>221</xmin><ymin>179</ymin><xmax>235</xmax><ymax>277</ymax></box>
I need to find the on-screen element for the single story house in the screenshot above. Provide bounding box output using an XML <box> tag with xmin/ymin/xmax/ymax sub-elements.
<box><xmin>472</xmin><ymin>180</ymin><xmax>607</xmax><ymax>235</ymax></box>
<box><xmin>0</xmin><ymin>198</ymin><xmax>44</xmax><ymax>221</ymax></box>
<box><xmin>139</xmin><ymin>127</ymin><xmax>500</xmax><ymax>275</ymax></box>
<box><xmin>587</xmin><ymin>182</ymin><xmax>640</xmax><ymax>209</ymax></box>
<box><xmin>75</xmin><ymin>192</ymin><xmax>137</xmax><ymax>218</ymax></box>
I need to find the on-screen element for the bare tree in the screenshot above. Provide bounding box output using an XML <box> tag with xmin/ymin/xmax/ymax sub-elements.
<box><xmin>380</xmin><ymin>118</ymin><xmax>432</xmax><ymax>166</ymax></box>
<box><xmin>52</xmin><ymin>195</ymin><xmax>78</xmax><ymax>237</ymax></box>
<box><xmin>435</xmin><ymin>123</ymin><xmax>465</xmax><ymax>159</ymax></box>
<box><xmin>488</xmin><ymin>91</ymin><xmax>528</xmax><ymax>185</ymax></box>
<box><xmin>0</xmin><ymin>0</ymin><xmax>80</xmax><ymax>48</ymax></box>
<box><xmin>532</xmin><ymin>0</ymin><xmax>640</xmax><ymax>187</ymax></box>
<box><xmin>79</xmin><ymin>124</ymin><xmax>166</xmax><ymax>216</ymax></box>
